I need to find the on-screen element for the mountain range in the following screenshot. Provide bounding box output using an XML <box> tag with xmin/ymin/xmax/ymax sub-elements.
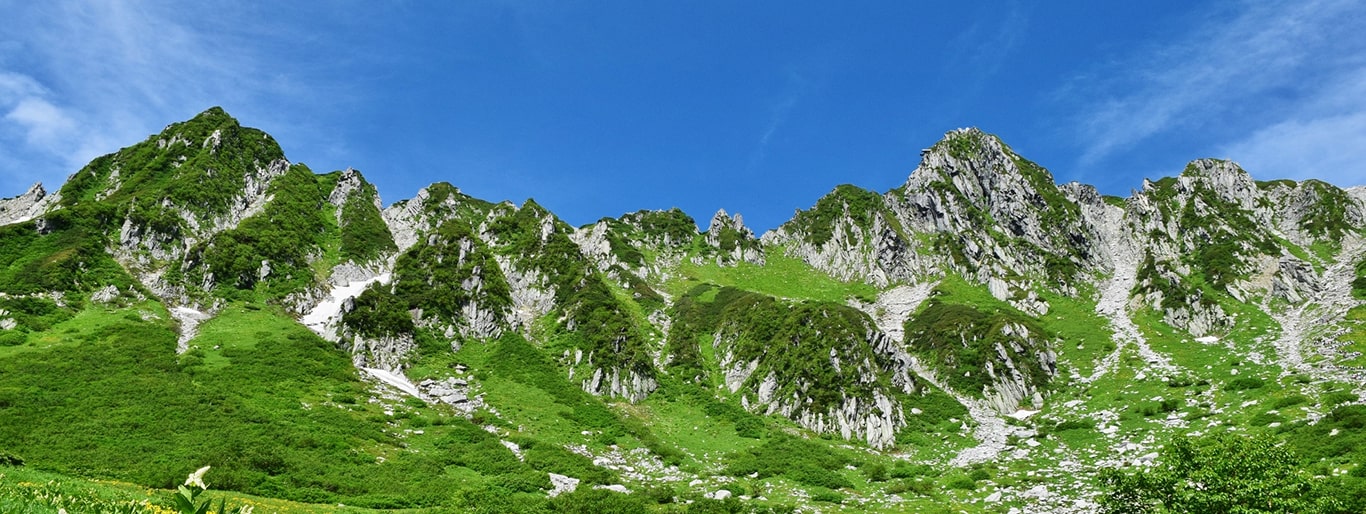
<box><xmin>2</xmin><ymin>107</ymin><xmax>1364</xmax><ymax>513</ymax></box>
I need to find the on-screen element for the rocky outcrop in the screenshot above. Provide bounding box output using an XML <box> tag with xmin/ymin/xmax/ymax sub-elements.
<box><xmin>328</xmin><ymin>168</ymin><xmax>380</xmax><ymax>218</ymax></box>
<box><xmin>382</xmin><ymin>183</ymin><xmax>487</xmax><ymax>254</ymax></box>
<box><xmin>890</xmin><ymin>129</ymin><xmax>1097</xmax><ymax>291</ymax></box>
<box><xmin>1123</xmin><ymin>160</ymin><xmax>1313</xmax><ymax>334</ymax></box>
<box><xmin>0</xmin><ymin>183</ymin><xmax>56</xmax><ymax>226</ymax></box>
<box><xmin>347</xmin><ymin>332</ymin><xmax>416</xmax><ymax>371</ymax></box>
<box><xmin>703</xmin><ymin>209</ymin><xmax>765</xmax><ymax>266</ymax></box>
<box><xmin>737</xmin><ymin>330</ymin><xmax>917</xmax><ymax>448</ymax></box>
<box><xmin>764</xmin><ymin>202</ymin><xmax>926</xmax><ymax>288</ymax></box>
<box><xmin>584</xmin><ymin>364</ymin><xmax>657</xmax><ymax>404</ymax></box>
<box><xmin>705</xmin><ymin>294</ymin><xmax>917</xmax><ymax>448</ymax></box>
<box><xmin>904</xmin><ymin>299</ymin><xmax>1058</xmax><ymax>414</ymax></box>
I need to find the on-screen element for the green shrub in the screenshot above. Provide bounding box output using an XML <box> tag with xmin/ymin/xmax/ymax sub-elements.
<box><xmin>1273</xmin><ymin>394</ymin><xmax>1310</xmax><ymax>409</ymax></box>
<box><xmin>1325</xmin><ymin>391</ymin><xmax>1359</xmax><ymax>406</ymax></box>
<box><xmin>0</xmin><ymin>332</ymin><xmax>24</xmax><ymax>347</ymax></box>
<box><xmin>968</xmin><ymin>468</ymin><xmax>991</xmax><ymax>482</ymax></box>
<box><xmin>1227</xmin><ymin>377</ymin><xmax>1266</xmax><ymax>391</ymax></box>
<box><xmin>943</xmin><ymin>474</ymin><xmax>977</xmax><ymax>490</ymax></box>
<box><xmin>862</xmin><ymin>461</ymin><xmax>890</xmax><ymax>482</ymax></box>
<box><xmin>810</xmin><ymin>488</ymin><xmax>845</xmax><ymax>504</ymax></box>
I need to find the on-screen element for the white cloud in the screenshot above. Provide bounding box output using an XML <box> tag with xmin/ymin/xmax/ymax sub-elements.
<box><xmin>1218</xmin><ymin>65</ymin><xmax>1366</xmax><ymax>185</ymax></box>
<box><xmin>5</xmin><ymin>97</ymin><xmax>77</xmax><ymax>149</ymax></box>
<box><xmin>1221</xmin><ymin>112</ymin><xmax>1366</xmax><ymax>186</ymax></box>
<box><xmin>1069</xmin><ymin>0</ymin><xmax>1366</xmax><ymax>170</ymax></box>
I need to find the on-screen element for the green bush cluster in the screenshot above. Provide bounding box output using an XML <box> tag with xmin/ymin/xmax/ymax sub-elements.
<box><xmin>724</xmin><ymin>433</ymin><xmax>855</xmax><ymax>490</ymax></box>
<box><xmin>335</xmin><ymin>176</ymin><xmax>396</xmax><ymax>263</ymax></box>
<box><xmin>189</xmin><ymin>164</ymin><xmax>331</xmax><ymax>297</ymax></box>
<box><xmin>668</xmin><ymin>284</ymin><xmax>903</xmax><ymax>417</ymax></box>
<box><xmin>1101</xmin><ymin>432</ymin><xmax>1347</xmax><ymax>513</ymax></box>
<box><xmin>903</xmin><ymin>297</ymin><xmax>1054</xmax><ymax>396</ymax></box>
<box><xmin>0</xmin><ymin>220</ymin><xmax>135</xmax><ymax>297</ymax></box>
<box><xmin>1226</xmin><ymin>377</ymin><xmax>1266</xmax><ymax>391</ymax></box>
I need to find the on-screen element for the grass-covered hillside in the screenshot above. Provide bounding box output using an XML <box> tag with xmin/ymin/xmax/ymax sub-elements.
<box><xmin>3</xmin><ymin>109</ymin><xmax>1366</xmax><ymax>513</ymax></box>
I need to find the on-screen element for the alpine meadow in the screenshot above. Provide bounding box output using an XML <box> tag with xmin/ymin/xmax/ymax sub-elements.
<box><xmin>5</xmin><ymin>107</ymin><xmax>1366</xmax><ymax>514</ymax></box>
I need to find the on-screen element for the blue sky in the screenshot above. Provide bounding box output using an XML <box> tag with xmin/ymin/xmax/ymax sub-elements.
<box><xmin>2</xmin><ymin>1</ymin><xmax>1365</xmax><ymax>231</ymax></box>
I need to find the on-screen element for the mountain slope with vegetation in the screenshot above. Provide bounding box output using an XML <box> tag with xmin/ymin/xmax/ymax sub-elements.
<box><xmin>2</xmin><ymin>108</ymin><xmax>1365</xmax><ymax>513</ymax></box>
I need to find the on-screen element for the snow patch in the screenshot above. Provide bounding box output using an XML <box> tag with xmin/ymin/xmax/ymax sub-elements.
<box><xmin>302</xmin><ymin>272</ymin><xmax>391</xmax><ymax>340</ymax></box>
<box><xmin>170</xmin><ymin>307</ymin><xmax>212</xmax><ymax>353</ymax></box>
<box><xmin>362</xmin><ymin>367</ymin><xmax>422</xmax><ymax>398</ymax></box>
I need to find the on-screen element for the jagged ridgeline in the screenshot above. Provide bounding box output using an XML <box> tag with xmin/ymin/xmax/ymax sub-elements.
<box><xmin>6</xmin><ymin>108</ymin><xmax>1366</xmax><ymax>511</ymax></box>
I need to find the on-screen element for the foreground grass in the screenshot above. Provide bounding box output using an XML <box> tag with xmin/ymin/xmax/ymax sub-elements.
<box><xmin>0</xmin><ymin>465</ymin><xmax>406</xmax><ymax>514</ymax></box>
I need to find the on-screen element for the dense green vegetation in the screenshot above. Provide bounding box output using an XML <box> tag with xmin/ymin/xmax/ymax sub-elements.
<box><xmin>1101</xmin><ymin>433</ymin><xmax>1348</xmax><ymax>513</ymax></box>
<box><xmin>903</xmin><ymin>282</ymin><xmax>1055</xmax><ymax>396</ymax></box>
<box><xmin>724</xmin><ymin>433</ymin><xmax>856</xmax><ymax>489</ymax></box>
<box><xmin>666</xmin><ymin>284</ymin><xmax>905</xmax><ymax>416</ymax></box>
<box><xmin>593</xmin><ymin>208</ymin><xmax>698</xmax><ymax>268</ymax></box>
<box><xmin>189</xmin><ymin>163</ymin><xmax>332</xmax><ymax>298</ymax></box>
<box><xmin>58</xmin><ymin>107</ymin><xmax>285</xmax><ymax>221</ymax></box>
<box><xmin>0</xmin><ymin>303</ymin><xmax>666</xmax><ymax>511</ymax></box>
<box><xmin>781</xmin><ymin>184</ymin><xmax>889</xmax><ymax>247</ymax></box>
<box><xmin>670</xmin><ymin>247</ymin><xmax>878</xmax><ymax>303</ymax></box>
<box><xmin>0</xmin><ymin>219</ymin><xmax>135</xmax><ymax>296</ymax></box>
<box><xmin>335</xmin><ymin>174</ymin><xmax>397</xmax><ymax>263</ymax></box>
<box><xmin>344</xmin><ymin>221</ymin><xmax>511</xmax><ymax>341</ymax></box>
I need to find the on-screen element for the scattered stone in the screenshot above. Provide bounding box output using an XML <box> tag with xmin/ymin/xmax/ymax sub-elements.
<box><xmin>548</xmin><ymin>473</ymin><xmax>580</xmax><ymax>497</ymax></box>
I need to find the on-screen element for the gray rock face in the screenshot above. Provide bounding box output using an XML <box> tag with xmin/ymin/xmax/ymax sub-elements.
<box><xmin>328</xmin><ymin>168</ymin><xmax>381</xmax><ymax>217</ymax></box>
<box><xmin>891</xmin><ymin>129</ymin><xmax>1097</xmax><ymax>290</ymax></box>
<box><xmin>0</xmin><ymin>183</ymin><xmax>55</xmax><ymax>226</ymax></box>
<box><xmin>382</xmin><ymin>184</ymin><xmax>479</xmax><ymax>254</ymax></box>
<box><xmin>347</xmin><ymin>333</ymin><xmax>416</xmax><ymax>371</ymax></box>
<box><xmin>764</xmin><ymin>207</ymin><xmax>926</xmax><ymax>288</ymax></box>
<box><xmin>584</xmin><ymin>364</ymin><xmax>657</xmax><ymax>404</ymax></box>
<box><xmin>417</xmin><ymin>376</ymin><xmax>484</xmax><ymax>412</ymax></box>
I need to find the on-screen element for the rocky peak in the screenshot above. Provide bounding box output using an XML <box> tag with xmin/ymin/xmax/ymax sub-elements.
<box><xmin>704</xmin><ymin>209</ymin><xmax>764</xmax><ymax>265</ymax></box>
<box><xmin>893</xmin><ymin>128</ymin><xmax>1093</xmax><ymax>291</ymax></box>
<box><xmin>0</xmin><ymin>182</ymin><xmax>54</xmax><ymax>226</ymax></box>
<box><xmin>1169</xmin><ymin>159</ymin><xmax>1261</xmax><ymax>213</ymax></box>
<box><xmin>706</xmin><ymin>209</ymin><xmax>750</xmax><ymax>238</ymax></box>
<box><xmin>906</xmin><ymin>129</ymin><xmax>1049</xmax><ymax>205</ymax></box>
<box><xmin>328</xmin><ymin>168</ymin><xmax>380</xmax><ymax>212</ymax></box>
<box><xmin>383</xmin><ymin>182</ymin><xmax>489</xmax><ymax>253</ymax></box>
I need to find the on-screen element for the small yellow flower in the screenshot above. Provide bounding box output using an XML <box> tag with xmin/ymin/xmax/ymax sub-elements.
<box><xmin>184</xmin><ymin>465</ymin><xmax>211</xmax><ymax>489</ymax></box>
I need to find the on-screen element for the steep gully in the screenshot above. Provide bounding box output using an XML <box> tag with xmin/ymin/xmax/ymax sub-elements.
<box><xmin>856</xmin><ymin>283</ymin><xmax>1016</xmax><ymax>466</ymax></box>
<box><xmin>1267</xmin><ymin>235</ymin><xmax>1366</xmax><ymax>388</ymax></box>
<box><xmin>1086</xmin><ymin>217</ymin><xmax>1178</xmax><ymax>383</ymax></box>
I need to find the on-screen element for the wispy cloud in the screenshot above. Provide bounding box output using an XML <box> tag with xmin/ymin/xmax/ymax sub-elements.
<box><xmin>0</xmin><ymin>1</ymin><xmax>328</xmax><ymax>194</ymax></box>
<box><xmin>746</xmin><ymin>69</ymin><xmax>817</xmax><ymax>172</ymax></box>
<box><xmin>947</xmin><ymin>1</ymin><xmax>1029</xmax><ymax>88</ymax></box>
<box><xmin>1066</xmin><ymin>0</ymin><xmax>1366</xmax><ymax>176</ymax></box>
<box><xmin>1219</xmin><ymin>69</ymin><xmax>1366</xmax><ymax>185</ymax></box>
